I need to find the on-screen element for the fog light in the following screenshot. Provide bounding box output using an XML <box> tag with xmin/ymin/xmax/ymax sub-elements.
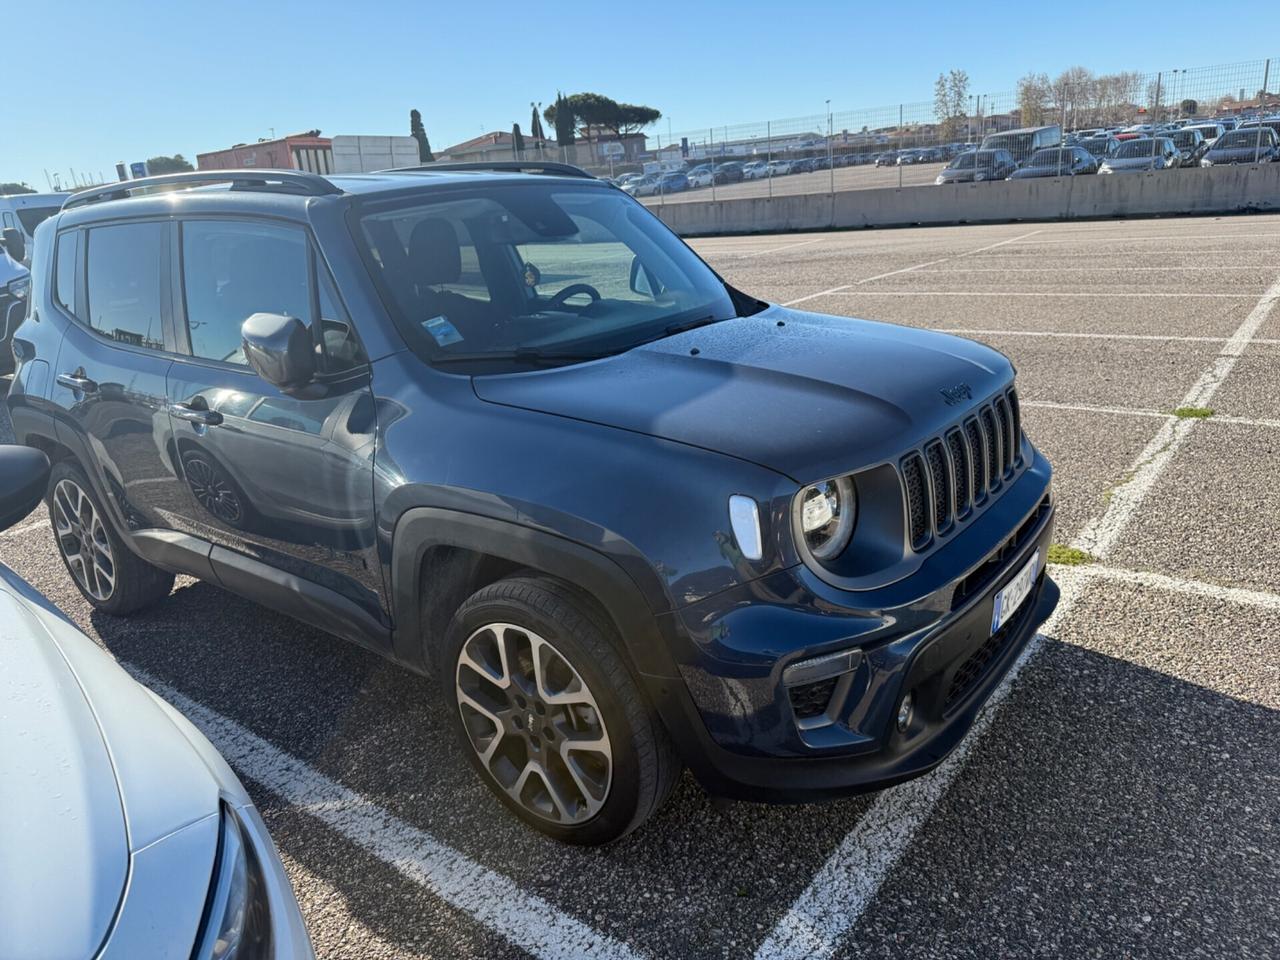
<box><xmin>896</xmin><ymin>692</ymin><xmax>914</xmax><ymax>732</ymax></box>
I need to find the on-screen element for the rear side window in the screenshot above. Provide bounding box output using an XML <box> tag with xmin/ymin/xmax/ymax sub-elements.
<box><xmin>55</xmin><ymin>231</ymin><xmax>79</xmax><ymax>312</ymax></box>
<box><xmin>86</xmin><ymin>222</ymin><xmax>167</xmax><ymax>350</ymax></box>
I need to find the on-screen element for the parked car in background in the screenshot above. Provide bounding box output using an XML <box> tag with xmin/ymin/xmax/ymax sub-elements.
<box><xmin>766</xmin><ymin>158</ymin><xmax>793</xmax><ymax>176</ymax></box>
<box><xmin>1200</xmin><ymin>127</ymin><xmax>1279</xmax><ymax>165</ymax></box>
<box><xmin>0</xmin><ymin>446</ymin><xmax>314</xmax><ymax>960</ymax></box>
<box><xmin>1185</xmin><ymin>123</ymin><xmax>1225</xmax><ymax>149</ymax></box>
<box><xmin>1098</xmin><ymin>137</ymin><xmax>1181</xmax><ymax>173</ymax></box>
<box><xmin>742</xmin><ymin>160</ymin><xmax>769</xmax><ymax>180</ymax></box>
<box><xmin>980</xmin><ymin>125</ymin><xmax>1062</xmax><ymax>165</ymax></box>
<box><xmin>1007</xmin><ymin>146</ymin><xmax>1099</xmax><ymax>178</ymax></box>
<box><xmin>1079</xmin><ymin>136</ymin><xmax>1121</xmax><ymax>160</ymax></box>
<box><xmin>875</xmin><ymin>152</ymin><xmax>897</xmax><ymax>167</ymax></box>
<box><xmin>791</xmin><ymin>157</ymin><xmax>817</xmax><ymax>174</ymax></box>
<box><xmin>896</xmin><ymin>151</ymin><xmax>917</xmax><ymax>166</ymax></box>
<box><xmin>0</xmin><ymin>192</ymin><xmax>70</xmax><ymax>264</ymax></box>
<box><xmin>624</xmin><ymin>173</ymin><xmax>662</xmax><ymax>196</ymax></box>
<box><xmin>1</xmin><ymin>231</ymin><xmax>30</xmax><ymax>374</ymax></box>
<box><xmin>687</xmin><ymin>165</ymin><xmax>714</xmax><ymax>188</ymax></box>
<box><xmin>935</xmin><ymin>149</ymin><xmax>1018</xmax><ymax>183</ymax></box>
<box><xmin>658</xmin><ymin>172</ymin><xmax>690</xmax><ymax>193</ymax></box>
<box><xmin>1168</xmin><ymin>128</ymin><xmax>1209</xmax><ymax>166</ymax></box>
<box><xmin>713</xmin><ymin>162</ymin><xmax>745</xmax><ymax>184</ymax></box>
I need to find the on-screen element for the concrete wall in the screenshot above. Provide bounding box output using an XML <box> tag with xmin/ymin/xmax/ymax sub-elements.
<box><xmin>651</xmin><ymin>164</ymin><xmax>1280</xmax><ymax>236</ymax></box>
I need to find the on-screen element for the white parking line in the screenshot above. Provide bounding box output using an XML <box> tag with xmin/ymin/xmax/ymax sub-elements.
<box><xmin>937</xmin><ymin>329</ymin><xmax>1280</xmax><ymax>345</ymax></box>
<box><xmin>829</xmin><ymin>291</ymin><xmax>1253</xmax><ymax>298</ymax></box>
<box><xmin>138</xmin><ymin>672</ymin><xmax>644</xmax><ymax>960</ymax></box>
<box><xmin>1017</xmin><ymin>232</ymin><xmax>1280</xmax><ymax>244</ymax></box>
<box><xmin>1063</xmin><ymin>563</ymin><xmax>1280</xmax><ymax>611</ymax></box>
<box><xmin>917</xmin><ymin>265</ymin><xmax>1271</xmax><ymax>273</ymax></box>
<box><xmin>782</xmin><ymin>231</ymin><xmax>1042</xmax><ymax>307</ymax></box>
<box><xmin>723</xmin><ymin>238</ymin><xmax>824</xmax><ymax>258</ymax></box>
<box><xmin>756</xmin><ymin>266</ymin><xmax>1280</xmax><ymax>960</ymax></box>
<box><xmin>1022</xmin><ymin>399</ymin><xmax>1280</xmax><ymax>431</ymax></box>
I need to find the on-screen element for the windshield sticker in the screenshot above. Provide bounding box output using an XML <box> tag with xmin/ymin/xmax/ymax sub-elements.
<box><xmin>422</xmin><ymin>315</ymin><xmax>464</xmax><ymax>346</ymax></box>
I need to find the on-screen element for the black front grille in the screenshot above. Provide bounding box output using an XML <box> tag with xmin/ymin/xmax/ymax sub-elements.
<box><xmin>900</xmin><ymin>386</ymin><xmax>1026</xmax><ymax>554</ymax></box>
<box><xmin>925</xmin><ymin>440</ymin><xmax>951</xmax><ymax>532</ymax></box>
<box><xmin>953</xmin><ymin>493</ymin><xmax>1051</xmax><ymax>609</ymax></box>
<box><xmin>944</xmin><ymin>570</ymin><xmax>1041</xmax><ymax>712</ymax></box>
<box><xmin>980</xmin><ymin>406</ymin><xmax>1001</xmax><ymax>488</ymax></box>
<box><xmin>902</xmin><ymin>453</ymin><xmax>929</xmax><ymax>548</ymax></box>
<box><xmin>789</xmin><ymin>677</ymin><xmax>838</xmax><ymax>719</ymax></box>
<box><xmin>947</xmin><ymin>429</ymin><xmax>971</xmax><ymax>517</ymax></box>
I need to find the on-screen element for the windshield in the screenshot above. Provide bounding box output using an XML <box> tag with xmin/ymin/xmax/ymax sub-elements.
<box><xmin>353</xmin><ymin>181</ymin><xmax>743</xmax><ymax>368</ymax></box>
<box><xmin>949</xmin><ymin>153</ymin><xmax>975</xmax><ymax>169</ymax></box>
<box><xmin>15</xmin><ymin>205</ymin><xmax>59</xmax><ymax>236</ymax></box>
<box><xmin>1217</xmin><ymin>130</ymin><xmax>1269</xmax><ymax>149</ymax></box>
<box><xmin>1114</xmin><ymin>139</ymin><xmax>1160</xmax><ymax>158</ymax></box>
<box><xmin>1027</xmin><ymin>148</ymin><xmax>1070</xmax><ymax>166</ymax></box>
<box><xmin>1170</xmin><ymin>131</ymin><xmax>1199</xmax><ymax>147</ymax></box>
<box><xmin>1081</xmin><ymin>138</ymin><xmax>1111</xmax><ymax>156</ymax></box>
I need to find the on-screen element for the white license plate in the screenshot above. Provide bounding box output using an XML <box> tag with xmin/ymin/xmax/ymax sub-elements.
<box><xmin>991</xmin><ymin>549</ymin><xmax>1039</xmax><ymax>635</ymax></box>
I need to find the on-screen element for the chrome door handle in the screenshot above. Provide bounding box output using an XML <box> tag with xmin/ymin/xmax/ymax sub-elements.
<box><xmin>56</xmin><ymin>372</ymin><xmax>98</xmax><ymax>393</ymax></box>
<box><xmin>169</xmin><ymin>402</ymin><xmax>223</xmax><ymax>426</ymax></box>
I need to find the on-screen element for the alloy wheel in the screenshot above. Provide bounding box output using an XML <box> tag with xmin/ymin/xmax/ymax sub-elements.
<box><xmin>51</xmin><ymin>478</ymin><xmax>116</xmax><ymax>601</ymax></box>
<box><xmin>456</xmin><ymin>622</ymin><xmax>613</xmax><ymax>825</ymax></box>
<box><xmin>183</xmin><ymin>456</ymin><xmax>244</xmax><ymax>524</ymax></box>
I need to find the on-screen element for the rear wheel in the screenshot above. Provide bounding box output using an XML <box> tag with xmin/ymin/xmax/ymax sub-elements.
<box><xmin>47</xmin><ymin>460</ymin><xmax>175</xmax><ymax>614</ymax></box>
<box><xmin>443</xmin><ymin>576</ymin><xmax>680</xmax><ymax>845</ymax></box>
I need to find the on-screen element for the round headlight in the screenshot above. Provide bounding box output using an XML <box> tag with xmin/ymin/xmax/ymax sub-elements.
<box><xmin>797</xmin><ymin>477</ymin><xmax>856</xmax><ymax>562</ymax></box>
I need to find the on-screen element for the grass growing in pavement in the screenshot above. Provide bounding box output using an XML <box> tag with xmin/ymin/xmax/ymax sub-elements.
<box><xmin>1047</xmin><ymin>543</ymin><xmax>1096</xmax><ymax>566</ymax></box>
<box><xmin>1173</xmin><ymin>406</ymin><xmax>1214</xmax><ymax>419</ymax></box>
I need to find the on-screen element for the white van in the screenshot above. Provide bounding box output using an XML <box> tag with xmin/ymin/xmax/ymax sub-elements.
<box><xmin>0</xmin><ymin>192</ymin><xmax>69</xmax><ymax>263</ymax></box>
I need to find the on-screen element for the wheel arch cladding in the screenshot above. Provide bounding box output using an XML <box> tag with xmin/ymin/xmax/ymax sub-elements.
<box><xmin>390</xmin><ymin>508</ymin><xmax>680</xmax><ymax>683</ymax></box>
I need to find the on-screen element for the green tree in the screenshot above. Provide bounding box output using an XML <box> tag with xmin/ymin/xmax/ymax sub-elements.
<box><xmin>145</xmin><ymin>155</ymin><xmax>194</xmax><ymax>174</ymax></box>
<box><xmin>410</xmin><ymin>108</ymin><xmax>434</xmax><ymax>163</ymax></box>
<box><xmin>0</xmin><ymin>181</ymin><xmax>35</xmax><ymax>195</ymax></box>
<box><xmin>549</xmin><ymin>92</ymin><xmax>576</xmax><ymax>147</ymax></box>
<box><xmin>544</xmin><ymin>92</ymin><xmax>660</xmax><ymax>143</ymax></box>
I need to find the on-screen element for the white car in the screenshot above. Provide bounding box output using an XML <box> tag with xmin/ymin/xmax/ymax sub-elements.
<box><xmin>766</xmin><ymin>159</ymin><xmax>792</xmax><ymax>176</ymax></box>
<box><xmin>686</xmin><ymin>166</ymin><xmax>714</xmax><ymax>188</ymax></box>
<box><xmin>742</xmin><ymin>160</ymin><xmax>769</xmax><ymax>180</ymax></box>
<box><xmin>0</xmin><ymin>446</ymin><xmax>313</xmax><ymax>960</ymax></box>
<box><xmin>0</xmin><ymin>192</ymin><xmax>70</xmax><ymax>264</ymax></box>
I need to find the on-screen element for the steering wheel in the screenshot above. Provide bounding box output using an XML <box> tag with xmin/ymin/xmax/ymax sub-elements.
<box><xmin>547</xmin><ymin>283</ymin><xmax>601</xmax><ymax>309</ymax></box>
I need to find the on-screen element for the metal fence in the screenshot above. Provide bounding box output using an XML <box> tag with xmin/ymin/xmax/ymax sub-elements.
<box><xmin>541</xmin><ymin>57</ymin><xmax>1279</xmax><ymax>203</ymax></box>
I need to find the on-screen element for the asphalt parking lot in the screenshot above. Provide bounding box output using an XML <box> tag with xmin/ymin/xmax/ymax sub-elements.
<box><xmin>639</xmin><ymin>159</ymin><xmax>943</xmax><ymax>204</ymax></box>
<box><xmin>4</xmin><ymin>213</ymin><xmax>1280</xmax><ymax>959</ymax></box>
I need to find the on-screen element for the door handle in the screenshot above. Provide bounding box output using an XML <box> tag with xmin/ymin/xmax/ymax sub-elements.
<box><xmin>56</xmin><ymin>372</ymin><xmax>98</xmax><ymax>394</ymax></box>
<box><xmin>169</xmin><ymin>402</ymin><xmax>224</xmax><ymax>427</ymax></box>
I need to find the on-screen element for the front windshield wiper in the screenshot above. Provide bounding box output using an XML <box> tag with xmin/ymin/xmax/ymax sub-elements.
<box><xmin>431</xmin><ymin>348</ymin><xmax>608</xmax><ymax>368</ymax></box>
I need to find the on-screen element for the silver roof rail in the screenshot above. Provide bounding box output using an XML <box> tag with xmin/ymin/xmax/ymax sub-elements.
<box><xmin>62</xmin><ymin>170</ymin><xmax>343</xmax><ymax>210</ymax></box>
<box><xmin>380</xmin><ymin>161</ymin><xmax>595</xmax><ymax>179</ymax></box>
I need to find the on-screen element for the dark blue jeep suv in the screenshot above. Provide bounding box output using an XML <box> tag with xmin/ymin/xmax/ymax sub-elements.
<box><xmin>6</xmin><ymin>165</ymin><xmax>1057</xmax><ymax>844</ymax></box>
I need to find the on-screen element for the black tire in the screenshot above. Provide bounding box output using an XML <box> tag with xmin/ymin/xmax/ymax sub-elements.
<box><xmin>46</xmin><ymin>459</ymin><xmax>175</xmax><ymax>615</ymax></box>
<box><xmin>442</xmin><ymin>576</ymin><xmax>681</xmax><ymax>845</ymax></box>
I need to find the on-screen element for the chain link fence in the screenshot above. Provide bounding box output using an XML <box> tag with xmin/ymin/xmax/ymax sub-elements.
<box><xmin>529</xmin><ymin>57</ymin><xmax>1279</xmax><ymax>203</ymax></box>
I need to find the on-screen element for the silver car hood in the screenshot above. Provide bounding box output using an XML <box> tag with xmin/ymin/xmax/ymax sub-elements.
<box><xmin>0</xmin><ymin>566</ymin><xmax>225</xmax><ymax>958</ymax></box>
<box><xmin>0</xmin><ymin>580</ymin><xmax>128</xmax><ymax>959</ymax></box>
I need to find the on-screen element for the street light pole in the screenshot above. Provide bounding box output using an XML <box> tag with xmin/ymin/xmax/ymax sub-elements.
<box><xmin>826</xmin><ymin>98</ymin><xmax>834</xmax><ymax>195</ymax></box>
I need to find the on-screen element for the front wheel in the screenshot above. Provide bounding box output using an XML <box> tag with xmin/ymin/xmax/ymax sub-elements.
<box><xmin>443</xmin><ymin>577</ymin><xmax>680</xmax><ymax>845</ymax></box>
<box><xmin>47</xmin><ymin>460</ymin><xmax>175</xmax><ymax>614</ymax></box>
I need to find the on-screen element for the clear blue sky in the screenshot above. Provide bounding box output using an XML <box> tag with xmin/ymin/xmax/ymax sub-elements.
<box><xmin>6</xmin><ymin>0</ymin><xmax>1277</xmax><ymax>189</ymax></box>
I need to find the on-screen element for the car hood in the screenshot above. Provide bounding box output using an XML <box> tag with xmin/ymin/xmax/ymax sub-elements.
<box><xmin>472</xmin><ymin>306</ymin><xmax>1013</xmax><ymax>482</ymax></box>
<box><xmin>1205</xmin><ymin>146</ymin><xmax>1269</xmax><ymax>161</ymax></box>
<box><xmin>0</xmin><ymin>565</ymin><xmax>225</xmax><ymax>958</ymax></box>
<box><xmin>1103</xmin><ymin>155</ymin><xmax>1165</xmax><ymax>169</ymax></box>
<box><xmin>0</xmin><ymin>579</ymin><xmax>128</xmax><ymax>960</ymax></box>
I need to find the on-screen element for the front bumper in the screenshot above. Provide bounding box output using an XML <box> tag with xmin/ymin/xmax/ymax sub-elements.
<box><xmin>646</xmin><ymin>456</ymin><xmax>1058</xmax><ymax>802</ymax></box>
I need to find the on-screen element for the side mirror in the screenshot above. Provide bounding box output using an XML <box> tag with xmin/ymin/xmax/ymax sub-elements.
<box><xmin>0</xmin><ymin>446</ymin><xmax>50</xmax><ymax>532</ymax></box>
<box><xmin>241</xmin><ymin>312</ymin><xmax>316</xmax><ymax>391</ymax></box>
<box><xmin>629</xmin><ymin>256</ymin><xmax>657</xmax><ymax>297</ymax></box>
<box><xmin>1</xmin><ymin>227</ymin><xmax>25</xmax><ymax>265</ymax></box>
